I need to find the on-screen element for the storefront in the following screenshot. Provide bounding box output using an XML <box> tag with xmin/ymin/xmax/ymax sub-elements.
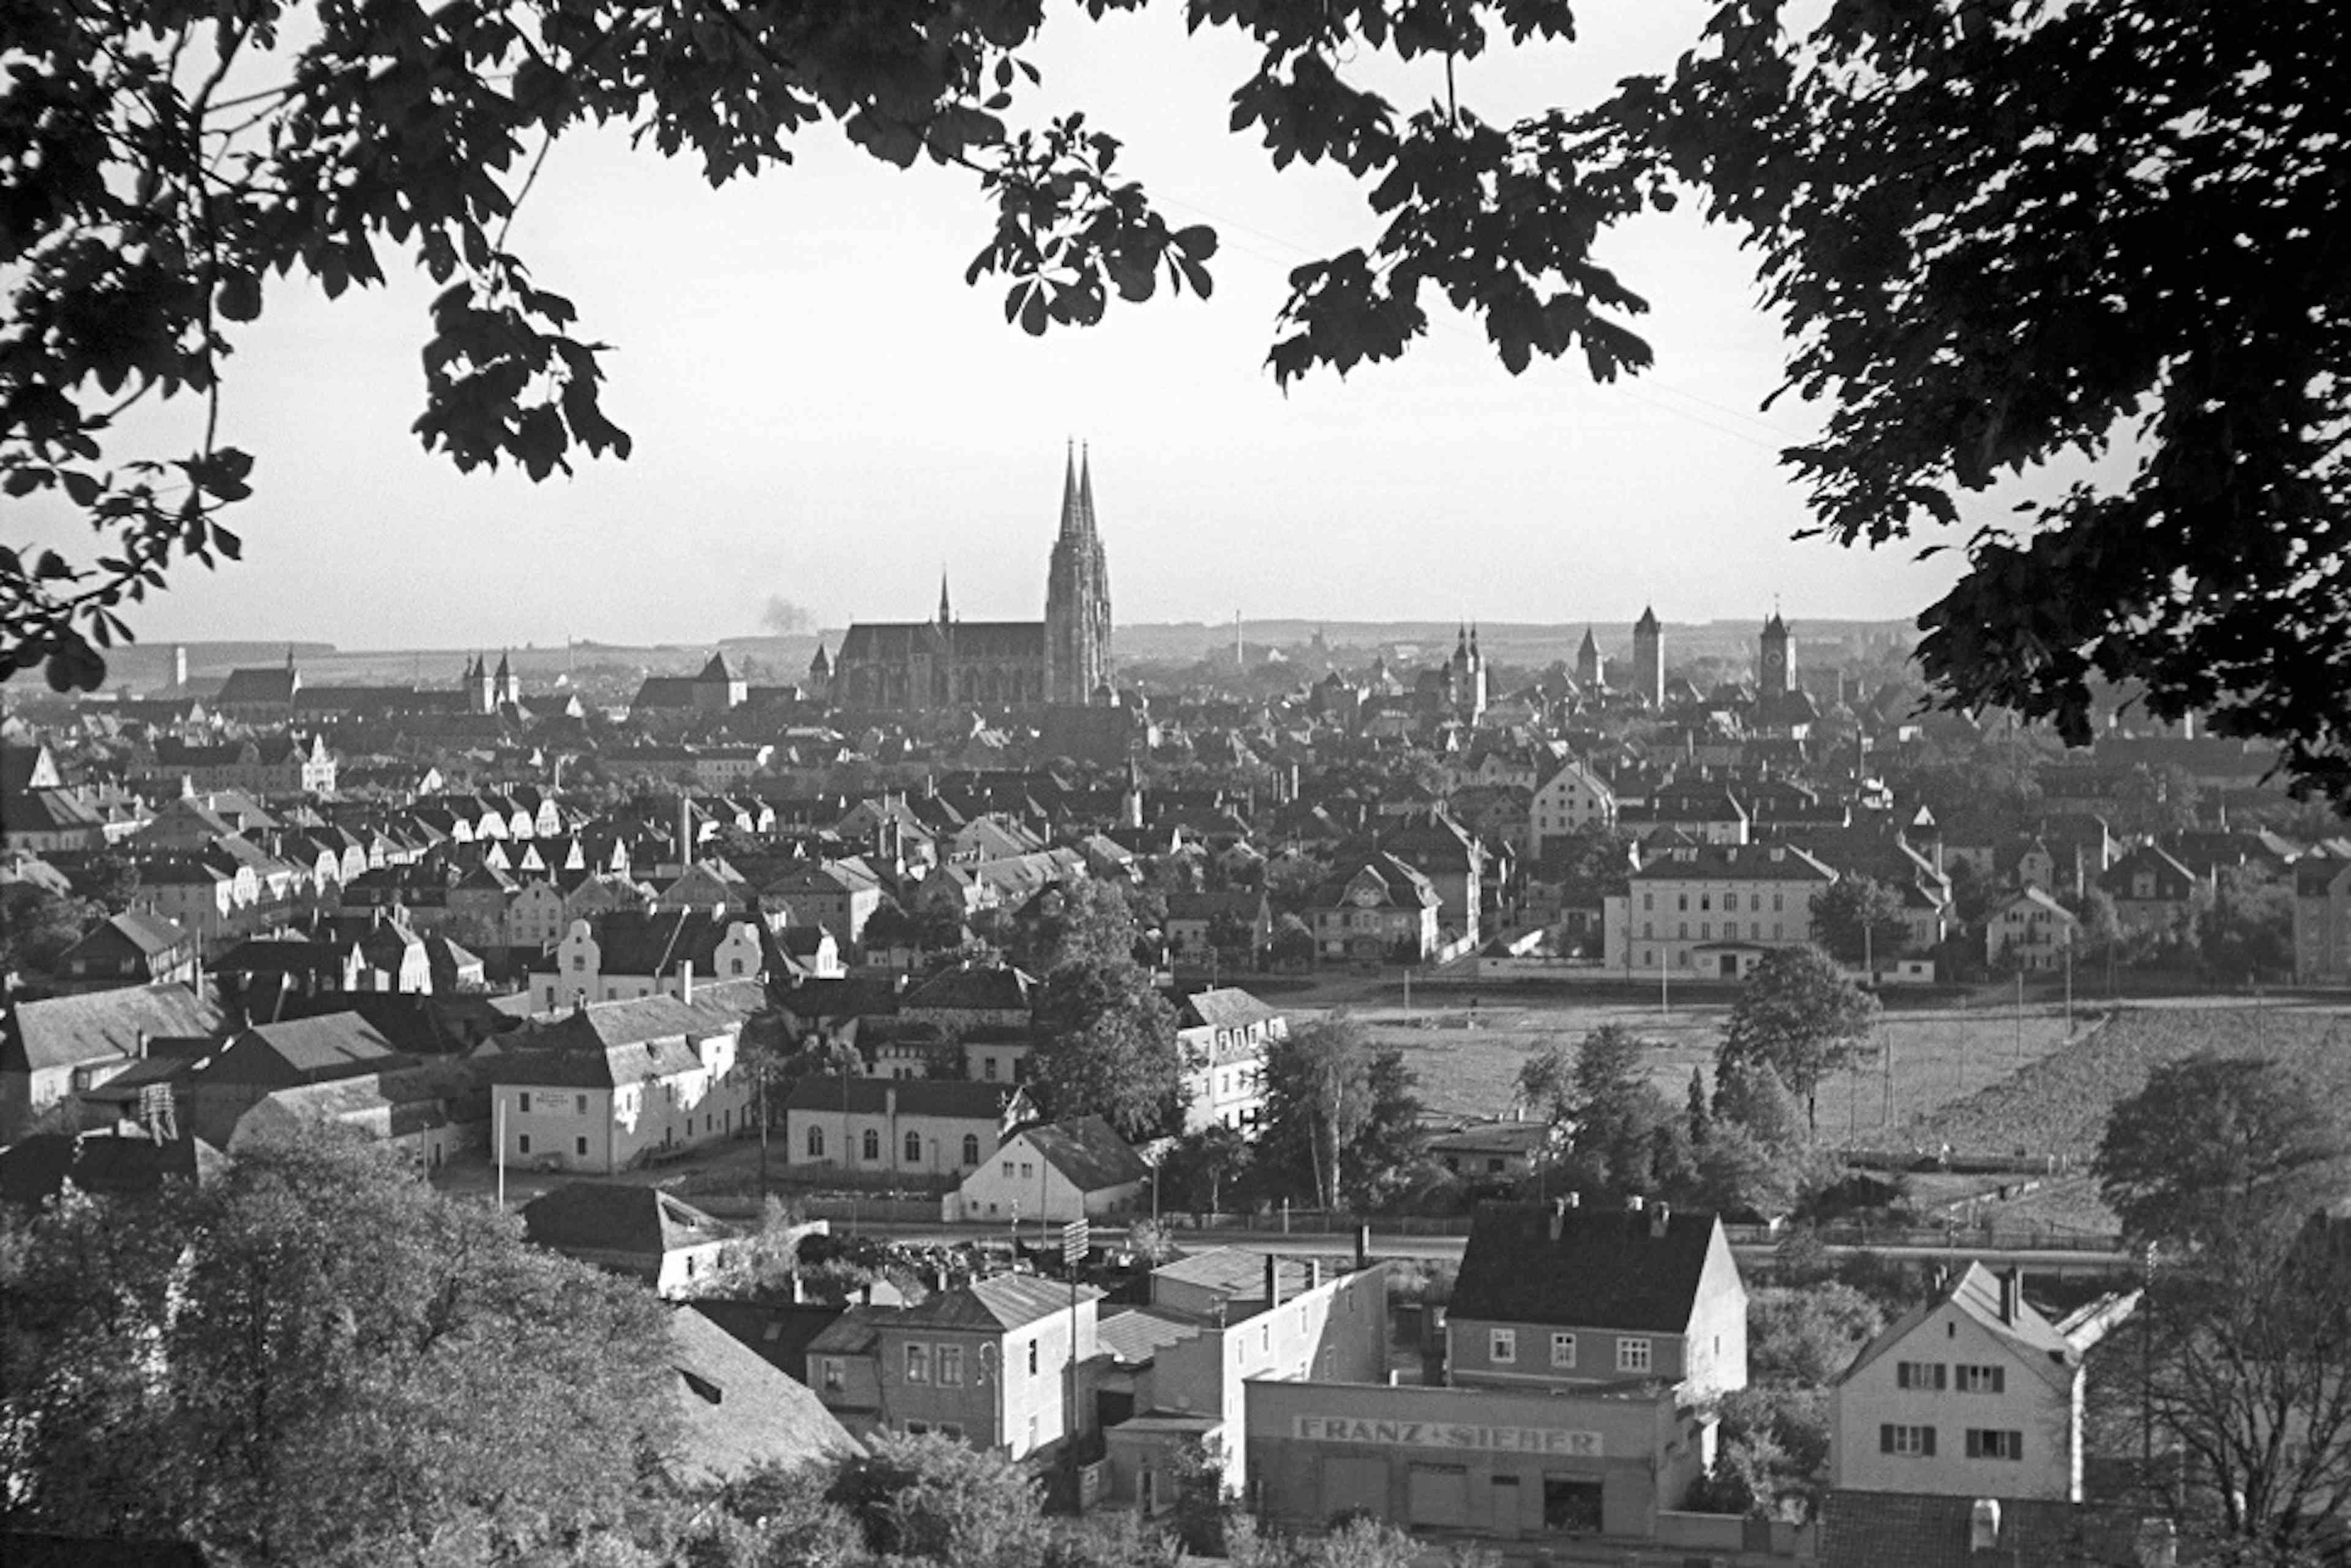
<box><xmin>1245</xmin><ymin>1379</ymin><xmax>1708</xmax><ymax>1543</ymax></box>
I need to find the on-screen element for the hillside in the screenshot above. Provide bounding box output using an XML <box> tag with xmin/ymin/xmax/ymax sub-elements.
<box><xmin>1908</xmin><ymin>1002</ymin><xmax>2351</xmax><ymax>1161</ymax></box>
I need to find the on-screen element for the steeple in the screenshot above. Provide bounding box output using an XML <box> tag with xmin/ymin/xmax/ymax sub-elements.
<box><xmin>1079</xmin><ymin>443</ymin><xmax>1097</xmax><ymax>535</ymax></box>
<box><xmin>937</xmin><ymin>571</ymin><xmax>952</xmax><ymax>628</ymax></box>
<box><xmin>1059</xmin><ymin>440</ymin><xmax>1086</xmax><ymax>538</ymax></box>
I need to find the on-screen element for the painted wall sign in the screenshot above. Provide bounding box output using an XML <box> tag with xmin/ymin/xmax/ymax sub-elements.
<box><xmin>1291</xmin><ymin>1416</ymin><xmax>1602</xmax><ymax>1457</ymax></box>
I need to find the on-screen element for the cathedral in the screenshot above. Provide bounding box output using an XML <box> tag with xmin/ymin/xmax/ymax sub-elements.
<box><xmin>822</xmin><ymin>449</ymin><xmax>1114</xmax><ymax>713</ymax></box>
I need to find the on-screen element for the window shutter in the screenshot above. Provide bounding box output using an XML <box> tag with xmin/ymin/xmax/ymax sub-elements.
<box><xmin>1880</xmin><ymin>1425</ymin><xmax>1895</xmax><ymax>1454</ymax></box>
<box><xmin>1921</xmin><ymin>1427</ymin><xmax>1937</xmax><ymax>1457</ymax></box>
<box><xmin>1965</xmin><ymin>1430</ymin><xmax>1982</xmax><ymax>1459</ymax></box>
<box><xmin>1936</xmin><ymin>1364</ymin><xmax>1949</xmax><ymax>1390</ymax></box>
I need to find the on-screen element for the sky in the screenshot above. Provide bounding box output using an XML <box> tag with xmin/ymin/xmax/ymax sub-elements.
<box><xmin>20</xmin><ymin>2</ymin><xmax>2116</xmax><ymax>651</ymax></box>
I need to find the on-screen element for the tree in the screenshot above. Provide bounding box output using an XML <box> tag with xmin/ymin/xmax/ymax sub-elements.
<box><xmin>1715</xmin><ymin>947</ymin><xmax>1879</xmax><ymax>1135</ymax></box>
<box><xmin>2093</xmin><ymin>1054</ymin><xmax>2349</xmax><ymax>1247</ymax></box>
<box><xmin>1026</xmin><ymin>957</ymin><xmax>1180</xmax><ymax>1141</ymax></box>
<box><xmin>1746</xmin><ymin>1283</ymin><xmax>1886</xmax><ymax>1386</ymax></box>
<box><xmin>1269</xmin><ymin>913</ymin><xmax>1318</xmax><ymax>969</ymax></box>
<box><xmin>825</xmin><ymin>1431</ymin><xmax>1051</xmax><ymax>1568</ymax></box>
<box><xmin>1557</xmin><ymin>1025</ymin><xmax>1689</xmax><ymax>1201</ymax></box>
<box><xmin>1807</xmin><ymin>876</ymin><xmax>1910</xmax><ymax>968</ymax></box>
<box><xmin>2201</xmin><ymin>865</ymin><xmax>2295</xmax><ymax>983</ymax></box>
<box><xmin>1261</xmin><ymin>1015</ymin><xmax>1424</xmax><ymax>1211</ymax></box>
<box><xmin>0</xmin><ymin>882</ymin><xmax>93</xmax><ymax>985</ymax></box>
<box><xmin>0</xmin><ymin>1124</ymin><xmax>675</xmax><ymax>1563</ymax></box>
<box><xmin>1156</xmin><ymin>1123</ymin><xmax>1251</xmax><ymax>1217</ymax></box>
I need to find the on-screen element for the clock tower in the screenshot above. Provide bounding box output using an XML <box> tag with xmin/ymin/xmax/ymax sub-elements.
<box><xmin>1759</xmin><ymin>611</ymin><xmax>1794</xmax><ymax>699</ymax></box>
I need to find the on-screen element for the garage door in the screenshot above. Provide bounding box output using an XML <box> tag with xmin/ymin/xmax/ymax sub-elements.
<box><xmin>1408</xmin><ymin>1465</ymin><xmax>1469</xmax><ymax>1528</ymax></box>
<box><xmin>1321</xmin><ymin>1455</ymin><xmax>1387</xmax><ymax>1523</ymax></box>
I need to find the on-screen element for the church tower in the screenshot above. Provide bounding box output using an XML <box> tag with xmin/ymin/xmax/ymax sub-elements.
<box><xmin>1760</xmin><ymin>610</ymin><xmax>1794</xmax><ymax>699</ymax></box>
<box><xmin>1575</xmin><ymin>626</ymin><xmax>1603</xmax><ymax>690</ymax></box>
<box><xmin>1044</xmin><ymin>444</ymin><xmax>1113</xmax><ymax>705</ymax></box>
<box><xmin>1632</xmin><ymin>606</ymin><xmax>1663</xmax><ymax>707</ymax></box>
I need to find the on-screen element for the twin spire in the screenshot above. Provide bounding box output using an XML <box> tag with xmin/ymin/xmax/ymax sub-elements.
<box><xmin>1059</xmin><ymin>439</ymin><xmax>1098</xmax><ymax>540</ymax></box>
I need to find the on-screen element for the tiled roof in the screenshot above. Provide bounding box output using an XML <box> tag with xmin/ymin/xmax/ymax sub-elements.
<box><xmin>1097</xmin><ymin>1306</ymin><xmax>1204</xmax><ymax>1365</ymax></box>
<box><xmin>1839</xmin><ymin>1261</ymin><xmax>2075</xmax><ymax>1389</ymax></box>
<box><xmin>902</xmin><ymin>963</ymin><xmax>1037</xmax><ymax>1014</ymax></box>
<box><xmin>691</xmin><ymin>1300</ymin><xmax>849</xmax><ymax>1375</ymax></box>
<box><xmin>2</xmin><ymin>983</ymin><xmax>224</xmax><ymax>1075</ymax></box>
<box><xmin>1174</xmin><ymin>986</ymin><xmax>1281</xmax><ymax>1031</ymax></box>
<box><xmin>896</xmin><ymin>1270</ymin><xmax>1103</xmax><ymax>1332</ymax></box>
<box><xmin>1151</xmin><ymin>1246</ymin><xmax>1313</xmax><ymax>1302</ymax></box>
<box><xmin>661</xmin><ymin>1307</ymin><xmax>858</xmax><ymax>1487</ymax></box>
<box><xmin>522</xmin><ymin>1182</ymin><xmax>735</xmax><ymax>1256</ymax></box>
<box><xmin>1021</xmin><ymin>1114</ymin><xmax>1149</xmax><ymax>1193</ymax></box>
<box><xmin>1630</xmin><ymin>842</ymin><xmax>1836</xmax><ymax>882</ymax></box>
<box><xmin>1450</xmin><ymin>1201</ymin><xmax>1722</xmax><ymax>1334</ymax></box>
<box><xmin>212</xmin><ymin>1013</ymin><xmax>406</xmax><ymax>1081</ymax></box>
<box><xmin>781</xmin><ymin>1074</ymin><xmax>1022</xmax><ymax>1122</ymax></box>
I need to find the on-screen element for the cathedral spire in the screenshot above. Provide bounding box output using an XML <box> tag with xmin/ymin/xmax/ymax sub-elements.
<box><xmin>1059</xmin><ymin>440</ymin><xmax>1084</xmax><ymax>538</ymax></box>
<box><xmin>938</xmin><ymin>570</ymin><xmax>952</xmax><ymax>627</ymax></box>
<box><xmin>1079</xmin><ymin>443</ymin><xmax>1097</xmax><ymax>536</ymax></box>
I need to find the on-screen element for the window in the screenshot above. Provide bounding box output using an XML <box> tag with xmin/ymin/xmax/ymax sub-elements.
<box><xmin>1880</xmin><ymin>1424</ymin><xmax>1937</xmax><ymax>1457</ymax></box>
<box><xmin>1489</xmin><ymin>1329</ymin><xmax>1517</xmax><ymax>1364</ymax></box>
<box><xmin>574</xmin><ymin>1136</ymin><xmax>587</xmax><ymax>1157</ymax></box>
<box><xmin>937</xmin><ymin>1346</ymin><xmax>964</xmax><ymax>1386</ymax></box>
<box><xmin>1027</xmin><ymin>1340</ymin><xmax>1039</xmax><ymax>1376</ymax></box>
<box><xmin>862</xmin><ymin>1130</ymin><xmax>880</xmax><ymax>1161</ymax></box>
<box><xmin>1965</xmin><ymin>1429</ymin><xmax>2024</xmax><ymax>1460</ymax></box>
<box><xmin>905</xmin><ymin>1345</ymin><xmax>929</xmax><ymax>1384</ymax></box>
<box><xmin>1700</xmin><ymin>893</ymin><xmax>1711</xmax><ymax>911</ymax></box>
<box><xmin>1550</xmin><ymin>1332</ymin><xmax>1577</xmax><ymax>1368</ymax></box>
<box><xmin>1896</xmin><ymin>1361</ymin><xmax>1948</xmax><ymax>1391</ymax></box>
<box><xmin>939</xmin><ymin>1424</ymin><xmax>963</xmax><ymax>1440</ymax></box>
<box><xmin>962</xmin><ymin>1134</ymin><xmax>981</xmax><ymax>1166</ymax></box>
<box><xmin>575</xmin><ymin>1093</ymin><xmax>588</xmax><ymax>1116</ymax></box>
<box><xmin>806</xmin><ymin>1126</ymin><xmax>825</xmax><ymax>1158</ymax></box>
<box><xmin>518</xmin><ymin>1092</ymin><xmax>532</xmax><ymax>1114</ymax></box>
<box><xmin>1019</xmin><ymin>1161</ymin><xmax>1034</xmax><ymax>1179</ymax></box>
<box><xmin>904</xmin><ymin>1130</ymin><xmax>923</xmax><ymax>1163</ymax></box>
<box><xmin>820</xmin><ymin>1358</ymin><xmax>844</xmax><ymax>1392</ymax></box>
<box><xmin>1643</xmin><ymin>893</ymin><xmax>1653</xmax><ymax>911</ymax></box>
<box><xmin>983</xmin><ymin>1057</ymin><xmax>999</xmax><ymax>1081</ymax></box>
<box><xmin>1772</xmin><ymin>893</ymin><xmax>1785</xmax><ymax>912</ymax></box>
<box><xmin>1957</xmin><ymin>1364</ymin><xmax>2006</xmax><ymax>1394</ymax></box>
<box><xmin>1616</xmin><ymin>1338</ymin><xmax>1652</xmax><ymax>1373</ymax></box>
<box><xmin>518</xmin><ymin>1133</ymin><xmax>531</xmax><ymax>1155</ymax></box>
<box><xmin>1676</xmin><ymin>893</ymin><xmax>1689</xmax><ymax>911</ymax></box>
<box><xmin>905</xmin><ymin>1420</ymin><xmax>929</xmax><ymax>1436</ymax></box>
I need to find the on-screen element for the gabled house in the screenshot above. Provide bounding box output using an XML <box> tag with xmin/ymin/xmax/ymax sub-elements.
<box><xmin>487</xmin><ymin>991</ymin><xmax>751</xmax><ymax>1174</ymax></box>
<box><xmin>1446</xmin><ymin>1198</ymin><xmax>1748</xmax><ymax>1405</ymax></box>
<box><xmin>1986</xmin><ymin>888</ymin><xmax>2079</xmax><ymax>972</ymax></box>
<box><xmin>0</xmin><ymin>983</ymin><xmax>225</xmax><ymax>1141</ymax></box>
<box><xmin>807</xmin><ymin>1270</ymin><xmax>1103</xmax><ymax>1458</ymax></box>
<box><xmin>53</xmin><ymin>910</ymin><xmax>198</xmax><ymax>994</ymax></box>
<box><xmin>1829</xmin><ymin>1262</ymin><xmax>2135</xmax><ymax>1503</ymax></box>
<box><xmin>661</xmin><ymin>1307</ymin><xmax>858</xmax><ymax>1488</ymax></box>
<box><xmin>1171</xmin><ymin>986</ymin><xmax>1284</xmax><ymax>1136</ymax></box>
<box><xmin>521</xmin><ymin>1181</ymin><xmax>737</xmax><ymax>1296</ymax></box>
<box><xmin>2097</xmin><ymin>843</ymin><xmax>2200</xmax><ymax>939</ymax></box>
<box><xmin>1310</xmin><ymin>852</ymin><xmax>1442</xmax><ymax>962</ymax></box>
<box><xmin>950</xmin><ymin>1114</ymin><xmax>1149</xmax><ymax>1223</ymax></box>
<box><xmin>527</xmin><ymin>910</ymin><xmax>769</xmax><ymax>1011</ymax></box>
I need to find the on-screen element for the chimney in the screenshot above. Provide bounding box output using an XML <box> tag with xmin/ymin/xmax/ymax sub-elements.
<box><xmin>1354</xmin><ymin>1225</ymin><xmax>1371</xmax><ymax>1272</ymax></box>
<box><xmin>1969</xmin><ymin>1498</ymin><xmax>2001</xmax><ymax>1552</ymax></box>
<box><xmin>135</xmin><ymin>1029</ymin><xmax>148</xmax><ymax>1060</ymax></box>
<box><xmin>1998</xmin><ymin>1267</ymin><xmax>2022</xmax><ymax>1325</ymax></box>
<box><xmin>678</xmin><ymin>958</ymin><xmax>694</xmax><ymax>1005</ymax></box>
<box><xmin>1265</xmin><ymin>1253</ymin><xmax>1283</xmax><ymax>1310</ymax></box>
<box><xmin>1650</xmin><ymin>1200</ymin><xmax>1671</xmax><ymax>1239</ymax></box>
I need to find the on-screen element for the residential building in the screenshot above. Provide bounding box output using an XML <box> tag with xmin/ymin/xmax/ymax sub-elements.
<box><xmin>0</xmin><ymin>983</ymin><xmax>225</xmax><ymax>1141</ymax></box>
<box><xmin>521</xmin><ymin>1182</ymin><xmax>737</xmax><ymax>1297</ymax></box>
<box><xmin>1310</xmin><ymin>852</ymin><xmax>1442</xmax><ymax>962</ymax></box>
<box><xmin>1986</xmin><ymin>887</ymin><xmax>2080</xmax><ymax>972</ymax></box>
<box><xmin>661</xmin><ymin>1307</ymin><xmax>858</xmax><ymax>1488</ymax></box>
<box><xmin>2098</xmin><ymin>843</ymin><xmax>2201</xmax><ymax>939</ymax></box>
<box><xmin>1172</xmin><ymin>986</ymin><xmax>1284</xmax><ymax>1136</ymax></box>
<box><xmin>2292</xmin><ymin>850</ymin><xmax>2351</xmax><ymax>984</ymax></box>
<box><xmin>1528</xmin><ymin>761</ymin><xmax>1618</xmax><ymax>861</ymax></box>
<box><xmin>1446</xmin><ymin>1198</ymin><xmax>1749</xmax><ymax>1406</ymax></box>
<box><xmin>1830</xmin><ymin>1262</ymin><xmax>2135</xmax><ymax>1502</ymax></box>
<box><xmin>1605</xmin><ymin>841</ymin><xmax>1837</xmax><ymax>981</ymax></box>
<box><xmin>951</xmin><ymin>1114</ymin><xmax>1149</xmax><ymax>1223</ymax></box>
<box><xmin>487</xmin><ymin>992</ymin><xmax>750</xmax><ymax>1175</ymax></box>
<box><xmin>527</xmin><ymin>910</ymin><xmax>768</xmax><ymax>1011</ymax></box>
<box><xmin>760</xmin><ymin>862</ymin><xmax>884</xmax><ymax>954</ymax></box>
<box><xmin>177</xmin><ymin>1011</ymin><xmax>413</xmax><ymax>1146</ymax></box>
<box><xmin>782</xmin><ymin>1074</ymin><xmax>1030</xmax><ymax>1181</ymax></box>
<box><xmin>808</xmin><ymin>1271</ymin><xmax>1103</xmax><ymax>1457</ymax></box>
<box><xmin>53</xmin><ymin>910</ymin><xmax>198</xmax><ymax>994</ymax></box>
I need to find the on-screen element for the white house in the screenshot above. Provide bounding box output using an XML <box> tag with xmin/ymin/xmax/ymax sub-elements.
<box><xmin>950</xmin><ymin>1114</ymin><xmax>1150</xmax><ymax>1224</ymax></box>
<box><xmin>487</xmin><ymin>992</ymin><xmax>750</xmax><ymax>1174</ymax></box>
<box><xmin>1528</xmin><ymin>760</ymin><xmax>1619</xmax><ymax>860</ymax></box>
<box><xmin>1831</xmin><ymin>1262</ymin><xmax>2135</xmax><ymax>1502</ymax></box>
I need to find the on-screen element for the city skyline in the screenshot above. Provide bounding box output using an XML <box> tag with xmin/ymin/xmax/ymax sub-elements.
<box><xmin>6</xmin><ymin>3</ymin><xmax>2133</xmax><ymax>655</ymax></box>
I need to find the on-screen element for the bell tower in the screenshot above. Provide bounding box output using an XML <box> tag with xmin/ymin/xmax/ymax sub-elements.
<box><xmin>1760</xmin><ymin>610</ymin><xmax>1794</xmax><ymax>699</ymax></box>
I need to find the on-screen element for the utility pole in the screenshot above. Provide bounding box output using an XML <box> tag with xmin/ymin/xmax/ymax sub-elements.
<box><xmin>2015</xmin><ymin>969</ymin><xmax>2025</xmax><ymax>1068</ymax></box>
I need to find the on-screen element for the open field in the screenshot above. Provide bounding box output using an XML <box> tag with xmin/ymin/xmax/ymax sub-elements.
<box><xmin>1329</xmin><ymin>997</ymin><xmax>2084</xmax><ymax>1144</ymax></box>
